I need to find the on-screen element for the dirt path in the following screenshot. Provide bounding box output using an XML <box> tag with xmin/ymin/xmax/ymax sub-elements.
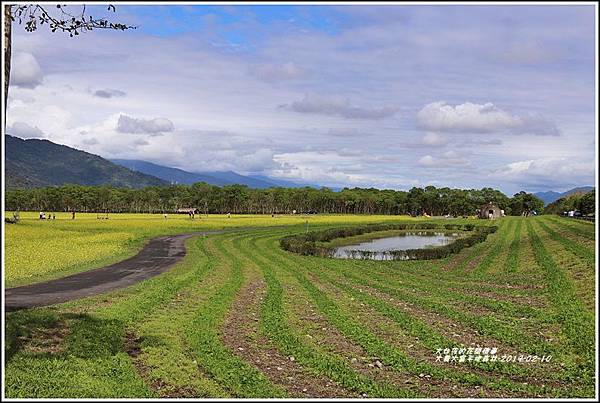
<box><xmin>5</xmin><ymin>231</ymin><xmax>225</xmax><ymax>312</ymax></box>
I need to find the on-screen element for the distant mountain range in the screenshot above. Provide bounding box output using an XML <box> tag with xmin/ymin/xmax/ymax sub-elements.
<box><xmin>5</xmin><ymin>135</ymin><xmax>168</xmax><ymax>189</ymax></box>
<box><xmin>534</xmin><ymin>186</ymin><xmax>594</xmax><ymax>205</ymax></box>
<box><xmin>4</xmin><ymin>134</ymin><xmax>321</xmax><ymax>190</ymax></box>
<box><xmin>7</xmin><ymin>134</ymin><xmax>591</xmax><ymax>196</ymax></box>
<box><xmin>111</xmin><ymin>159</ymin><xmax>320</xmax><ymax>189</ymax></box>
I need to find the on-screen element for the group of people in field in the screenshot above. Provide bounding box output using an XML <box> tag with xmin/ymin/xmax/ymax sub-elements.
<box><xmin>176</xmin><ymin>212</ymin><xmax>232</xmax><ymax>219</ymax></box>
<box><xmin>39</xmin><ymin>212</ymin><xmax>56</xmax><ymax>220</ymax></box>
<box><xmin>33</xmin><ymin>211</ymin><xmax>273</xmax><ymax>221</ymax></box>
<box><xmin>521</xmin><ymin>210</ymin><xmax>537</xmax><ymax>217</ymax></box>
<box><xmin>178</xmin><ymin>212</ymin><xmax>233</xmax><ymax>219</ymax></box>
<box><xmin>38</xmin><ymin>211</ymin><xmax>77</xmax><ymax>220</ymax></box>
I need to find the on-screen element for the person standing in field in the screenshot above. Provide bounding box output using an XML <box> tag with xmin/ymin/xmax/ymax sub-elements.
<box><xmin>72</xmin><ymin>211</ymin><xmax>76</xmax><ymax>220</ymax></box>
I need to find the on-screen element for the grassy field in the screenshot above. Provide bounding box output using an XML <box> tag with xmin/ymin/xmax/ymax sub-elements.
<box><xmin>4</xmin><ymin>212</ymin><xmax>415</xmax><ymax>288</ymax></box>
<box><xmin>3</xmin><ymin>214</ymin><xmax>596</xmax><ymax>398</ymax></box>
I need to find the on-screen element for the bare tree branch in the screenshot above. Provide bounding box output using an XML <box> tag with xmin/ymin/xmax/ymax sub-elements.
<box><xmin>11</xmin><ymin>4</ymin><xmax>137</xmax><ymax>37</ymax></box>
<box><xmin>4</xmin><ymin>4</ymin><xmax>136</xmax><ymax>125</ymax></box>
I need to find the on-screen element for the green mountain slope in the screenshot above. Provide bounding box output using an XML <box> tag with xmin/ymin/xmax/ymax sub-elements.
<box><xmin>535</xmin><ymin>186</ymin><xmax>594</xmax><ymax>205</ymax></box>
<box><xmin>5</xmin><ymin>135</ymin><xmax>168</xmax><ymax>189</ymax></box>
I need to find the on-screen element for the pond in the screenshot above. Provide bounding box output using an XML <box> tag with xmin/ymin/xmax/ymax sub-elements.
<box><xmin>331</xmin><ymin>231</ymin><xmax>461</xmax><ymax>260</ymax></box>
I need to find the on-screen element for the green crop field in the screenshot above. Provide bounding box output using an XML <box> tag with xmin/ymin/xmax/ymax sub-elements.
<box><xmin>3</xmin><ymin>214</ymin><xmax>596</xmax><ymax>398</ymax></box>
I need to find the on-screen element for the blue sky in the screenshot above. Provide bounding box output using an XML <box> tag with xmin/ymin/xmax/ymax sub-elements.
<box><xmin>6</xmin><ymin>3</ymin><xmax>597</xmax><ymax>195</ymax></box>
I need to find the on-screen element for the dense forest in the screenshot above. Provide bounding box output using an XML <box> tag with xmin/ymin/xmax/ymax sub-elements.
<box><xmin>544</xmin><ymin>189</ymin><xmax>595</xmax><ymax>216</ymax></box>
<box><xmin>5</xmin><ymin>183</ymin><xmax>546</xmax><ymax>217</ymax></box>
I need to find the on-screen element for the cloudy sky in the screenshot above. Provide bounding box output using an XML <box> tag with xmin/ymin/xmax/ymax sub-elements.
<box><xmin>6</xmin><ymin>3</ymin><xmax>596</xmax><ymax>195</ymax></box>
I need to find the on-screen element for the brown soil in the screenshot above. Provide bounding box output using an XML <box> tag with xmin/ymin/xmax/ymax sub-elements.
<box><xmin>324</xmin><ymin>276</ymin><xmax>563</xmax><ymax>378</ymax></box>
<box><xmin>448</xmin><ymin>288</ymin><xmax>547</xmax><ymax>309</ymax></box>
<box><xmin>20</xmin><ymin>319</ymin><xmax>70</xmax><ymax>355</ymax></box>
<box><xmin>463</xmin><ymin>250</ymin><xmax>488</xmax><ymax>273</ymax></box>
<box><xmin>221</xmin><ymin>278</ymin><xmax>355</xmax><ymax>398</ymax></box>
<box><xmin>442</xmin><ymin>247</ymin><xmax>473</xmax><ymax>271</ymax></box>
<box><xmin>319</xmin><ymin>271</ymin><xmax>572</xmax><ymax>396</ymax></box>
<box><xmin>285</xmin><ymin>278</ymin><xmax>498</xmax><ymax>398</ymax></box>
<box><xmin>345</xmin><ymin>283</ymin><xmax>561</xmax><ymax>390</ymax></box>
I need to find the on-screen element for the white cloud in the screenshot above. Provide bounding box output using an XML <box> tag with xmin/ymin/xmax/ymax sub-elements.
<box><xmin>271</xmin><ymin>150</ymin><xmax>388</xmax><ymax>186</ymax></box>
<box><xmin>496</xmin><ymin>158</ymin><xmax>594</xmax><ymax>182</ymax></box>
<box><xmin>283</xmin><ymin>94</ymin><xmax>398</xmax><ymax>120</ymax></box>
<box><xmin>516</xmin><ymin>114</ymin><xmax>561</xmax><ymax>136</ymax></box>
<box><xmin>496</xmin><ymin>157</ymin><xmax>594</xmax><ymax>189</ymax></box>
<box><xmin>116</xmin><ymin>114</ymin><xmax>175</xmax><ymax>135</ymax></box>
<box><xmin>6</xmin><ymin>104</ymin><xmax>72</xmax><ymax>139</ymax></box>
<box><xmin>5</xmin><ymin>5</ymin><xmax>593</xmax><ymax>193</ymax></box>
<box><xmin>418</xmin><ymin>150</ymin><xmax>471</xmax><ymax>168</ymax></box>
<box><xmin>11</xmin><ymin>52</ymin><xmax>43</xmax><ymax>88</ymax></box>
<box><xmin>69</xmin><ymin>117</ymin><xmax>280</xmax><ymax>174</ymax></box>
<box><xmin>422</xmin><ymin>132</ymin><xmax>447</xmax><ymax>146</ymax></box>
<box><xmin>214</xmin><ymin>147</ymin><xmax>276</xmax><ymax>172</ymax></box>
<box><xmin>418</xmin><ymin>155</ymin><xmax>436</xmax><ymax>166</ymax></box>
<box><xmin>82</xmin><ymin>137</ymin><xmax>99</xmax><ymax>146</ymax></box>
<box><xmin>7</xmin><ymin>121</ymin><xmax>45</xmax><ymax>138</ymax></box>
<box><xmin>417</xmin><ymin>101</ymin><xmax>559</xmax><ymax>136</ymax></box>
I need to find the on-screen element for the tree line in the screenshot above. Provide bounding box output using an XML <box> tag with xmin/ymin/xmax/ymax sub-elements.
<box><xmin>544</xmin><ymin>190</ymin><xmax>595</xmax><ymax>216</ymax></box>
<box><xmin>5</xmin><ymin>183</ymin><xmax>546</xmax><ymax>216</ymax></box>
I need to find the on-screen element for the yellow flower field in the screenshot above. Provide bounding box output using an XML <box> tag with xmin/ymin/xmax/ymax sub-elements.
<box><xmin>4</xmin><ymin>212</ymin><xmax>416</xmax><ymax>287</ymax></box>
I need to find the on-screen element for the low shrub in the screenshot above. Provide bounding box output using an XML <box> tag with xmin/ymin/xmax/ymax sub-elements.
<box><xmin>280</xmin><ymin>223</ymin><xmax>497</xmax><ymax>260</ymax></box>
